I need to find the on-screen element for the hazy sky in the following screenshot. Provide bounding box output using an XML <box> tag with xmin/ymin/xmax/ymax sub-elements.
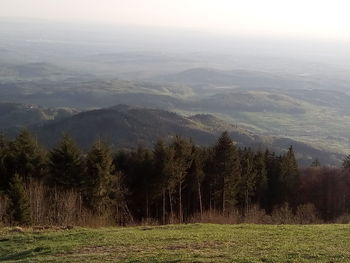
<box><xmin>2</xmin><ymin>0</ymin><xmax>350</xmax><ymax>40</ymax></box>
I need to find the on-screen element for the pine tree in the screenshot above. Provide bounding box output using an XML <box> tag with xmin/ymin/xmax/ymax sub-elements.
<box><xmin>280</xmin><ymin>146</ymin><xmax>299</xmax><ymax>206</ymax></box>
<box><xmin>153</xmin><ymin>139</ymin><xmax>169</xmax><ymax>224</ymax></box>
<box><xmin>212</xmin><ymin>131</ymin><xmax>241</xmax><ymax>214</ymax></box>
<box><xmin>239</xmin><ymin>148</ymin><xmax>257</xmax><ymax>214</ymax></box>
<box><xmin>168</xmin><ymin>136</ymin><xmax>193</xmax><ymax>222</ymax></box>
<box><xmin>7</xmin><ymin>130</ymin><xmax>46</xmax><ymax>182</ymax></box>
<box><xmin>187</xmin><ymin>146</ymin><xmax>206</xmax><ymax>216</ymax></box>
<box><xmin>0</xmin><ymin>134</ymin><xmax>9</xmax><ymax>190</ymax></box>
<box><xmin>109</xmin><ymin>170</ymin><xmax>129</xmax><ymax>225</ymax></box>
<box><xmin>264</xmin><ymin>150</ymin><xmax>282</xmax><ymax>212</ymax></box>
<box><xmin>120</xmin><ymin>146</ymin><xmax>154</xmax><ymax>220</ymax></box>
<box><xmin>84</xmin><ymin>140</ymin><xmax>114</xmax><ymax>213</ymax></box>
<box><xmin>253</xmin><ymin>151</ymin><xmax>267</xmax><ymax>207</ymax></box>
<box><xmin>7</xmin><ymin>174</ymin><xmax>31</xmax><ymax>225</ymax></box>
<box><xmin>48</xmin><ymin>134</ymin><xmax>84</xmax><ymax>189</ymax></box>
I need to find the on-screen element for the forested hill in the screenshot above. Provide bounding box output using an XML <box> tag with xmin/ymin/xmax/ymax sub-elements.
<box><xmin>18</xmin><ymin>104</ymin><xmax>339</xmax><ymax>166</ymax></box>
<box><xmin>33</xmin><ymin>104</ymin><xmax>244</xmax><ymax>148</ymax></box>
<box><xmin>0</xmin><ymin>102</ymin><xmax>344</xmax><ymax>166</ymax></box>
<box><xmin>0</xmin><ymin>102</ymin><xmax>77</xmax><ymax>128</ymax></box>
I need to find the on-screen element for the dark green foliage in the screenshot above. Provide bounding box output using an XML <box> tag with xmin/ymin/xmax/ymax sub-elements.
<box><xmin>5</xmin><ymin>130</ymin><xmax>46</xmax><ymax>183</ymax></box>
<box><xmin>0</xmin><ymin>134</ymin><xmax>9</xmax><ymax>190</ymax></box>
<box><xmin>264</xmin><ymin>151</ymin><xmax>282</xmax><ymax>212</ymax></box>
<box><xmin>152</xmin><ymin>139</ymin><xmax>168</xmax><ymax>193</ymax></box>
<box><xmin>152</xmin><ymin>139</ymin><xmax>170</xmax><ymax>223</ymax></box>
<box><xmin>168</xmin><ymin>136</ymin><xmax>194</xmax><ymax>221</ymax></box>
<box><xmin>115</xmin><ymin>146</ymin><xmax>154</xmax><ymax>220</ymax></box>
<box><xmin>211</xmin><ymin>132</ymin><xmax>241</xmax><ymax>214</ymax></box>
<box><xmin>3</xmin><ymin>129</ymin><xmax>349</xmax><ymax>225</ymax></box>
<box><xmin>186</xmin><ymin>146</ymin><xmax>207</xmax><ymax>216</ymax></box>
<box><xmin>280</xmin><ymin>146</ymin><xmax>300</xmax><ymax>206</ymax></box>
<box><xmin>84</xmin><ymin>140</ymin><xmax>115</xmax><ymax>212</ymax></box>
<box><xmin>48</xmin><ymin>134</ymin><xmax>84</xmax><ymax>189</ymax></box>
<box><xmin>239</xmin><ymin>148</ymin><xmax>258</xmax><ymax>213</ymax></box>
<box><xmin>7</xmin><ymin>174</ymin><xmax>31</xmax><ymax>225</ymax></box>
<box><xmin>253</xmin><ymin>151</ymin><xmax>268</xmax><ymax>205</ymax></box>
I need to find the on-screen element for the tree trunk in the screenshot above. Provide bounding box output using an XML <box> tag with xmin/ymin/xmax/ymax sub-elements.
<box><xmin>146</xmin><ymin>192</ymin><xmax>149</xmax><ymax>219</ymax></box>
<box><xmin>168</xmin><ymin>189</ymin><xmax>174</xmax><ymax>223</ymax></box>
<box><xmin>198</xmin><ymin>180</ymin><xmax>203</xmax><ymax>217</ymax></box>
<box><xmin>162</xmin><ymin>188</ymin><xmax>166</xmax><ymax>224</ymax></box>
<box><xmin>124</xmin><ymin>203</ymin><xmax>134</xmax><ymax>224</ymax></box>
<box><xmin>179</xmin><ymin>182</ymin><xmax>182</xmax><ymax>223</ymax></box>
<box><xmin>222</xmin><ymin>178</ymin><xmax>226</xmax><ymax>215</ymax></box>
<box><xmin>245</xmin><ymin>189</ymin><xmax>249</xmax><ymax>216</ymax></box>
<box><xmin>209</xmin><ymin>184</ymin><xmax>212</xmax><ymax>216</ymax></box>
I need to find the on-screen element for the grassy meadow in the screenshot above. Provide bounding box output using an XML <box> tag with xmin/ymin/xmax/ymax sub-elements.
<box><xmin>0</xmin><ymin>224</ymin><xmax>349</xmax><ymax>262</ymax></box>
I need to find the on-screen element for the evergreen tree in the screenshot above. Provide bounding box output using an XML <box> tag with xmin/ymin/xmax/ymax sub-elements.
<box><xmin>152</xmin><ymin>139</ymin><xmax>170</xmax><ymax>223</ymax></box>
<box><xmin>84</xmin><ymin>140</ymin><xmax>114</xmax><ymax>212</ymax></box>
<box><xmin>253</xmin><ymin>151</ymin><xmax>268</xmax><ymax>207</ymax></box>
<box><xmin>6</xmin><ymin>130</ymin><xmax>46</xmax><ymax>183</ymax></box>
<box><xmin>264</xmin><ymin>151</ymin><xmax>282</xmax><ymax>211</ymax></box>
<box><xmin>120</xmin><ymin>146</ymin><xmax>154</xmax><ymax>220</ymax></box>
<box><xmin>48</xmin><ymin>134</ymin><xmax>84</xmax><ymax>189</ymax></box>
<box><xmin>0</xmin><ymin>134</ymin><xmax>9</xmax><ymax>190</ymax></box>
<box><xmin>212</xmin><ymin>131</ymin><xmax>241</xmax><ymax>214</ymax></box>
<box><xmin>239</xmin><ymin>148</ymin><xmax>257</xmax><ymax>214</ymax></box>
<box><xmin>187</xmin><ymin>146</ymin><xmax>206</xmax><ymax>216</ymax></box>
<box><xmin>159</xmin><ymin>136</ymin><xmax>192</xmax><ymax>222</ymax></box>
<box><xmin>139</xmin><ymin>148</ymin><xmax>154</xmax><ymax>218</ymax></box>
<box><xmin>168</xmin><ymin>136</ymin><xmax>193</xmax><ymax>222</ymax></box>
<box><xmin>7</xmin><ymin>174</ymin><xmax>31</xmax><ymax>225</ymax></box>
<box><xmin>279</xmin><ymin>146</ymin><xmax>299</xmax><ymax>206</ymax></box>
<box><xmin>109</xmin><ymin>171</ymin><xmax>129</xmax><ymax>225</ymax></box>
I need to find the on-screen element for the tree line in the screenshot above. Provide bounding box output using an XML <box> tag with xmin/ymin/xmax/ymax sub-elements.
<box><xmin>0</xmin><ymin>130</ymin><xmax>349</xmax><ymax>226</ymax></box>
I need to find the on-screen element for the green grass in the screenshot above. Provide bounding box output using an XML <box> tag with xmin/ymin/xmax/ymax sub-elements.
<box><xmin>0</xmin><ymin>224</ymin><xmax>349</xmax><ymax>262</ymax></box>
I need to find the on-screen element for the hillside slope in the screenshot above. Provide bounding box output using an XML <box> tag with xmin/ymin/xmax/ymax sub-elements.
<box><xmin>32</xmin><ymin>105</ymin><xmax>342</xmax><ymax>166</ymax></box>
<box><xmin>0</xmin><ymin>102</ymin><xmax>77</xmax><ymax>129</ymax></box>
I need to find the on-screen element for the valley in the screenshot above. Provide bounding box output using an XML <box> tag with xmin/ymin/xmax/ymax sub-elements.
<box><xmin>1</xmin><ymin>20</ymin><xmax>350</xmax><ymax>166</ymax></box>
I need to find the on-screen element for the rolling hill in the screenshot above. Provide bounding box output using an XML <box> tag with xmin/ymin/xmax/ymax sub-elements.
<box><xmin>0</xmin><ymin>62</ymin><xmax>81</xmax><ymax>80</ymax></box>
<box><xmin>155</xmin><ymin>67</ymin><xmax>350</xmax><ymax>91</ymax></box>
<box><xmin>0</xmin><ymin>102</ymin><xmax>77</xmax><ymax>129</ymax></box>
<box><xmin>29</xmin><ymin>104</ymin><xmax>343</xmax><ymax>166</ymax></box>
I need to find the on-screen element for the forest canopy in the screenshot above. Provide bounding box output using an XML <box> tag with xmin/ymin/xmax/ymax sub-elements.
<box><xmin>0</xmin><ymin>130</ymin><xmax>349</xmax><ymax>226</ymax></box>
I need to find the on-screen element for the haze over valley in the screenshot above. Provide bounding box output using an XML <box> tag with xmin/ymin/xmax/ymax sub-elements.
<box><xmin>2</xmin><ymin>2</ymin><xmax>350</xmax><ymax>262</ymax></box>
<box><xmin>1</xmin><ymin>18</ymin><xmax>350</xmax><ymax>166</ymax></box>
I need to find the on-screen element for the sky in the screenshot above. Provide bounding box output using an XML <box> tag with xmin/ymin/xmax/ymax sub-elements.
<box><xmin>2</xmin><ymin>0</ymin><xmax>350</xmax><ymax>40</ymax></box>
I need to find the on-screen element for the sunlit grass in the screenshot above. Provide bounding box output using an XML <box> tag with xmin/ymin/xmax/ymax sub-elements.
<box><xmin>1</xmin><ymin>224</ymin><xmax>349</xmax><ymax>262</ymax></box>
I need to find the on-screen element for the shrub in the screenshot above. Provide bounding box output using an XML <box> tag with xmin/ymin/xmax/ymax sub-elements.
<box><xmin>295</xmin><ymin>203</ymin><xmax>321</xmax><ymax>224</ymax></box>
<box><xmin>7</xmin><ymin>175</ymin><xmax>32</xmax><ymax>226</ymax></box>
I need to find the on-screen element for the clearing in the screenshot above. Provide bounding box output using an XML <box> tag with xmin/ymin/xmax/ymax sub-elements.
<box><xmin>0</xmin><ymin>224</ymin><xmax>349</xmax><ymax>262</ymax></box>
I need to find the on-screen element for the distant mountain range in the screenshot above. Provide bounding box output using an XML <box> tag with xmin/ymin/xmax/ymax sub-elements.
<box><xmin>1</xmin><ymin>62</ymin><xmax>349</xmax><ymax>167</ymax></box>
<box><xmin>0</xmin><ymin>62</ymin><xmax>83</xmax><ymax>80</ymax></box>
<box><xmin>154</xmin><ymin>67</ymin><xmax>350</xmax><ymax>91</ymax></box>
<box><xmin>0</xmin><ymin>102</ymin><xmax>77</xmax><ymax>128</ymax></box>
<box><xmin>1</xmin><ymin>21</ymin><xmax>350</xmax><ymax>168</ymax></box>
<box><xmin>0</xmin><ymin>102</ymin><xmax>342</xmax><ymax>166</ymax></box>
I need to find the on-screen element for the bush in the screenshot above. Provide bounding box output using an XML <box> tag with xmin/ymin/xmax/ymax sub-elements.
<box><xmin>271</xmin><ymin>203</ymin><xmax>295</xmax><ymax>224</ymax></box>
<box><xmin>295</xmin><ymin>203</ymin><xmax>321</xmax><ymax>224</ymax></box>
<box><xmin>335</xmin><ymin>214</ymin><xmax>350</xmax><ymax>224</ymax></box>
<box><xmin>7</xmin><ymin>175</ymin><xmax>32</xmax><ymax>226</ymax></box>
<box><xmin>243</xmin><ymin>205</ymin><xmax>272</xmax><ymax>224</ymax></box>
